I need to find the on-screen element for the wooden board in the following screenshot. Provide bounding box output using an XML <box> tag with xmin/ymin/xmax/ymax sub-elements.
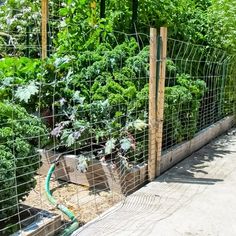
<box><xmin>37</xmin><ymin>149</ymin><xmax>69</xmax><ymax>182</ymax></box>
<box><xmin>148</xmin><ymin>28</ymin><xmax>157</xmax><ymax>181</ymax></box>
<box><xmin>64</xmin><ymin>155</ymin><xmax>108</xmax><ymax>189</ymax></box>
<box><xmin>102</xmin><ymin>162</ymin><xmax>148</xmax><ymax>195</ymax></box>
<box><xmin>38</xmin><ymin>150</ymin><xmax>107</xmax><ymax>188</ymax></box>
<box><xmin>156</xmin><ymin>27</ymin><xmax>167</xmax><ymax>177</ymax></box>
<box><xmin>41</xmin><ymin>0</ymin><xmax>48</xmax><ymax>59</ymax></box>
<box><xmin>12</xmin><ymin>205</ymin><xmax>61</xmax><ymax>236</ymax></box>
<box><xmin>160</xmin><ymin>115</ymin><xmax>235</xmax><ymax>173</ymax></box>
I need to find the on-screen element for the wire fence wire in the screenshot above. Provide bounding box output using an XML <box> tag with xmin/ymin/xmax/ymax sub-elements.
<box><xmin>0</xmin><ymin>3</ymin><xmax>236</xmax><ymax>236</ymax></box>
<box><xmin>163</xmin><ymin>38</ymin><xmax>236</xmax><ymax>150</ymax></box>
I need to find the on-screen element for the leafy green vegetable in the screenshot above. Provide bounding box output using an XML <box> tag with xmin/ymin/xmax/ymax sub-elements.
<box><xmin>15</xmin><ymin>81</ymin><xmax>39</xmax><ymax>103</ymax></box>
<box><xmin>120</xmin><ymin>138</ymin><xmax>132</xmax><ymax>151</ymax></box>
<box><xmin>105</xmin><ymin>138</ymin><xmax>116</xmax><ymax>154</ymax></box>
<box><xmin>133</xmin><ymin>119</ymin><xmax>147</xmax><ymax>131</ymax></box>
<box><xmin>163</xmin><ymin>74</ymin><xmax>207</xmax><ymax>146</ymax></box>
<box><xmin>0</xmin><ymin>102</ymin><xmax>47</xmax><ymax>222</ymax></box>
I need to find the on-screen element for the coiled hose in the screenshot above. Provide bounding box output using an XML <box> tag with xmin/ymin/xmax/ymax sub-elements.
<box><xmin>45</xmin><ymin>163</ymin><xmax>79</xmax><ymax>236</ymax></box>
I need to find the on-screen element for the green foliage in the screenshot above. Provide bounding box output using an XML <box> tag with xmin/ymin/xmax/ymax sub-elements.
<box><xmin>0</xmin><ymin>0</ymin><xmax>235</xmax><ymax>53</ymax></box>
<box><xmin>15</xmin><ymin>81</ymin><xmax>39</xmax><ymax>103</ymax></box>
<box><xmin>0</xmin><ymin>57</ymin><xmax>44</xmax><ymax>112</ymax></box>
<box><xmin>48</xmin><ymin>39</ymin><xmax>149</xmax><ymax>165</ymax></box>
<box><xmin>0</xmin><ymin>0</ymin><xmax>41</xmax><ymax>56</ymax></box>
<box><xmin>1</xmin><ymin>39</ymin><xmax>148</xmax><ymax>169</ymax></box>
<box><xmin>55</xmin><ymin>0</ymin><xmax>115</xmax><ymax>53</ymax></box>
<box><xmin>0</xmin><ymin>102</ymin><xmax>47</xmax><ymax>222</ymax></box>
<box><xmin>0</xmin><ymin>0</ymin><xmax>236</xmax><ymax>54</ymax></box>
<box><xmin>164</xmin><ymin>74</ymin><xmax>207</xmax><ymax>145</ymax></box>
<box><xmin>0</xmin><ymin>36</ymin><xmax>212</xmax><ymax>166</ymax></box>
<box><xmin>105</xmin><ymin>138</ymin><xmax>116</xmax><ymax>154</ymax></box>
<box><xmin>223</xmin><ymin>59</ymin><xmax>236</xmax><ymax>115</ymax></box>
<box><xmin>120</xmin><ymin>138</ymin><xmax>132</xmax><ymax>152</ymax></box>
<box><xmin>207</xmin><ymin>0</ymin><xmax>236</xmax><ymax>52</ymax></box>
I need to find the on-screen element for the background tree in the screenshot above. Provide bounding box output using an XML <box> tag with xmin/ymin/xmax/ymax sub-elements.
<box><xmin>207</xmin><ymin>0</ymin><xmax>236</xmax><ymax>52</ymax></box>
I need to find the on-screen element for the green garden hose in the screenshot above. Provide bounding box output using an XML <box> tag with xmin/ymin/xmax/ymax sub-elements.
<box><xmin>45</xmin><ymin>163</ymin><xmax>79</xmax><ymax>236</ymax></box>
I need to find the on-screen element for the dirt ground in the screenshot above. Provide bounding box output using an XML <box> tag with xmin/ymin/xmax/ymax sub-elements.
<box><xmin>23</xmin><ymin>175</ymin><xmax>123</xmax><ymax>225</ymax></box>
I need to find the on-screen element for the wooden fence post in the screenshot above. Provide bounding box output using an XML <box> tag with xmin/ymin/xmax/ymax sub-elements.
<box><xmin>41</xmin><ymin>0</ymin><xmax>48</xmax><ymax>59</ymax></box>
<box><xmin>156</xmin><ymin>27</ymin><xmax>167</xmax><ymax>176</ymax></box>
<box><xmin>148</xmin><ymin>28</ymin><xmax>157</xmax><ymax>181</ymax></box>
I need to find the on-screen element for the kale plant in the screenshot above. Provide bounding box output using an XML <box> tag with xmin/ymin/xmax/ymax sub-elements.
<box><xmin>164</xmin><ymin>74</ymin><xmax>207</xmax><ymax>147</ymax></box>
<box><xmin>49</xmin><ymin>39</ymin><xmax>149</xmax><ymax>167</ymax></box>
<box><xmin>0</xmin><ymin>102</ymin><xmax>47</xmax><ymax>223</ymax></box>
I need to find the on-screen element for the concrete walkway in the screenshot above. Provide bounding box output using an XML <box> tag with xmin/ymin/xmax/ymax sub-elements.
<box><xmin>73</xmin><ymin>129</ymin><xmax>236</xmax><ymax>236</ymax></box>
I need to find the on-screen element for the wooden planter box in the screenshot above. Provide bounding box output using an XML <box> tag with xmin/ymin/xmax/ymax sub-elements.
<box><xmin>38</xmin><ymin>150</ymin><xmax>108</xmax><ymax>189</ymax></box>
<box><xmin>38</xmin><ymin>149</ymin><xmax>68</xmax><ymax>181</ymax></box>
<box><xmin>101</xmin><ymin>162</ymin><xmax>148</xmax><ymax>195</ymax></box>
<box><xmin>11</xmin><ymin>204</ymin><xmax>61</xmax><ymax>236</ymax></box>
<box><xmin>38</xmin><ymin>150</ymin><xmax>148</xmax><ymax>194</ymax></box>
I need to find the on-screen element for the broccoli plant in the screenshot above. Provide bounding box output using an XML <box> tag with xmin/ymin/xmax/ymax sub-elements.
<box><xmin>0</xmin><ymin>102</ymin><xmax>47</xmax><ymax>225</ymax></box>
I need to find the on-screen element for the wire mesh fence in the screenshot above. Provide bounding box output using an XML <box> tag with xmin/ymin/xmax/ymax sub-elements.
<box><xmin>163</xmin><ymin>38</ymin><xmax>236</xmax><ymax>151</ymax></box>
<box><xmin>0</xmin><ymin>26</ymin><xmax>150</xmax><ymax>235</ymax></box>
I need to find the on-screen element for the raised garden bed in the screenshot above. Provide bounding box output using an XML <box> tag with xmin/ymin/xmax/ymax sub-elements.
<box><xmin>101</xmin><ymin>162</ymin><xmax>148</xmax><ymax>195</ymax></box>
<box><xmin>0</xmin><ymin>204</ymin><xmax>61</xmax><ymax>236</ymax></box>
<box><xmin>161</xmin><ymin>115</ymin><xmax>235</xmax><ymax>173</ymax></box>
<box><xmin>38</xmin><ymin>149</ymin><xmax>148</xmax><ymax>195</ymax></box>
<box><xmin>38</xmin><ymin>150</ymin><xmax>108</xmax><ymax>189</ymax></box>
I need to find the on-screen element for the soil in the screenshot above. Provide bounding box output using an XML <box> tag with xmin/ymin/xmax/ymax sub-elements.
<box><xmin>23</xmin><ymin>175</ymin><xmax>123</xmax><ymax>225</ymax></box>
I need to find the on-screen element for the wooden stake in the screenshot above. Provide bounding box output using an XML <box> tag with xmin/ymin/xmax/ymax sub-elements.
<box><xmin>148</xmin><ymin>28</ymin><xmax>157</xmax><ymax>181</ymax></box>
<box><xmin>156</xmin><ymin>27</ymin><xmax>167</xmax><ymax>176</ymax></box>
<box><xmin>41</xmin><ymin>0</ymin><xmax>48</xmax><ymax>59</ymax></box>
